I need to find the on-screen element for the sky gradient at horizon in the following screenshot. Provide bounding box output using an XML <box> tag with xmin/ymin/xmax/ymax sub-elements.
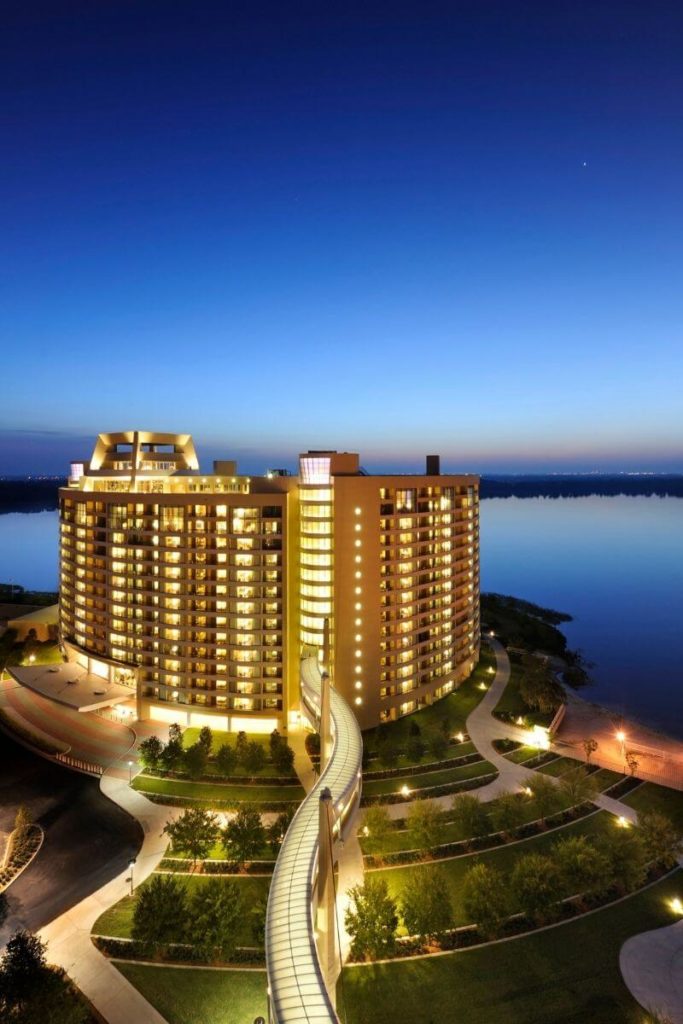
<box><xmin>2</xmin><ymin>1</ymin><xmax>682</xmax><ymax>475</ymax></box>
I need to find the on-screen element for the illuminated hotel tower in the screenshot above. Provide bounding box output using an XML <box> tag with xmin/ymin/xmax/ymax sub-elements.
<box><xmin>59</xmin><ymin>432</ymin><xmax>479</xmax><ymax>732</ymax></box>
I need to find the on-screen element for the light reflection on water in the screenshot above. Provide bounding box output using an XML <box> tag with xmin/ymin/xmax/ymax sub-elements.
<box><xmin>1</xmin><ymin>498</ymin><xmax>681</xmax><ymax>737</ymax></box>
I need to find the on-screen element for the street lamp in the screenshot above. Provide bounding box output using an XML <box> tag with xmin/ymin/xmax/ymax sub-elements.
<box><xmin>128</xmin><ymin>759</ymin><xmax>134</xmax><ymax>783</ymax></box>
<box><xmin>128</xmin><ymin>858</ymin><xmax>136</xmax><ymax>896</ymax></box>
<box><xmin>616</xmin><ymin>730</ymin><xmax>626</xmax><ymax>764</ymax></box>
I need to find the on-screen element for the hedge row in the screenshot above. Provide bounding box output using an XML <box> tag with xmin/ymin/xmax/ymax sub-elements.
<box><xmin>141</xmin><ymin>792</ymin><xmax>301</xmax><ymax>813</ymax></box>
<box><xmin>348</xmin><ymin>861</ymin><xmax>673</xmax><ymax>962</ymax></box>
<box><xmin>93</xmin><ymin>935</ymin><xmax>265</xmax><ymax>966</ymax></box>
<box><xmin>360</xmin><ymin>772</ymin><xmax>497</xmax><ymax>807</ymax></box>
<box><xmin>603</xmin><ymin>774</ymin><xmax>642</xmax><ymax>799</ymax></box>
<box><xmin>363</xmin><ymin>802</ymin><xmax>597</xmax><ymax>867</ymax></box>
<box><xmin>144</xmin><ymin>767</ymin><xmax>298</xmax><ymax>786</ymax></box>
<box><xmin>362</xmin><ymin>750</ymin><xmax>483</xmax><ymax>782</ymax></box>
<box><xmin>158</xmin><ymin>858</ymin><xmax>275</xmax><ymax>876</ymax></box>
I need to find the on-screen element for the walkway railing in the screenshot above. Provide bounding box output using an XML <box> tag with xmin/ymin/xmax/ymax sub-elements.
<box><xmin>265</xmin><ymin>657</ymin><xmax>363</xmax><ymax>1024</ymax></box>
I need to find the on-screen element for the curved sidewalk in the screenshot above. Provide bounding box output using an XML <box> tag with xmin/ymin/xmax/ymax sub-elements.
<box><xmin>620</xmin><ymin>919</ymin><xmax>683</xmax><ymax>1023</ymax></box>
<box><xmin>38</xmin><ymin>771</ymin><xmax>179</xmax><ymax>1024</ymax></box>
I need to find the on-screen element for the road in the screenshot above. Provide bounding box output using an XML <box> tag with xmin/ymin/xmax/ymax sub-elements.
<box><xmin>0</xmin><ymin>735</ymin><xmax>141</xmax><ymax>945</ymax></box>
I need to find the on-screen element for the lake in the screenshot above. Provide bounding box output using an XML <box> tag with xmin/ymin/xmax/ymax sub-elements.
<box><xmin>0</xmin><ymin>497</ymin><xmax>681</xmax><ymax>737</ymax></box>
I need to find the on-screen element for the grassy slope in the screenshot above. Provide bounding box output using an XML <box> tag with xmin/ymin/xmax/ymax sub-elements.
<box><xmin>115</xmin><ymin>964</ymin><xmax>267</xmax><ymax>1024</ymax></box>
<box><xmin>361</xmin><ymin>759</ymin><xmax>495</xmax><ymax>798</ymax></box>
<box><xmin>340</xmin><ymin>869</ymin><xmax>683</xmax><ymax>1024</ymax></box>
<box><xmin>362</xmin><ymin>647</ymin><xmax>497</xmax><ymax>757</ymax></box>
<box><xmin>368</xmin><ymin>812</ymin><xmax>614</xmax><ymax>929</ymax></box>
<box><xmin>92</xmin><ymin>874</ymin><xmax>270</xmax><ymax>947</ymax></box>
<box><xmin>132</xmin><ymin>774</ymin><xmax>305</xmax><ymax>803</ymax></box>
<box><xmin>622</xmin><ymin>782</ymin><xmax>683</xmax><ymax>833</ymax></box>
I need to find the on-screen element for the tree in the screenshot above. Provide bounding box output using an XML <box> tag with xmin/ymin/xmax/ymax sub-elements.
<box><xmin>405</xmin><ymin>734</ymin><xmax>426</xmax><ymax>763</ymax></box>
<box><xmin>0</xmin><ymin>893</ymin><xmax>8</xmax><ymax>929</ymax></box>
<box><xmin>215</xmin><ymin>743</ymin><xmax>237</xmax><ymax>776</ymax></box>
<box><xmin>163</xmin><ymin>807</ymin><xmax>220</xmax><ymax>865</ymax></box>
<box><xmin>450</xmin><ymin>793</ymin><xmax>490</xmax><ymax>839</ymax></box>
<box><xmin>510</xmin><ymin>852</ymin><xmax>562</xmax><ymax>924</ymax></box>
<box><xmin>558</xmin><ymin>765</ymin><xmax>599</xmax><ymax>807</ymax></box>
<box><xmin>222</xmin><ymin>805</ymin><xmax>266</xmax><ymax>866</ymax></box>
<box><xmin>426</xmin><ymin>731</ymin><xmax>449</xmax><ymax>762</ymax></box>
<box><xmin>406</xmin><ymin>799</ymin><xmax>444</xmax><ymax>851</ymax></box>
<box><xmin>378</xmin><ymin>736</ymin><xmax>400</xmax><ymax>769</ymax></box>
<box><xmin>269</xmin><ymin>729</ymin><xmax>282</xmax><ymax>756</ymax></box>
<box><xmin>138</xmin><ymin>736</ymin><xmax>163</xmax><ymax>771</ymax></box>
<box><xmin>552</xmin><ymin>834</ymin><xmax>611</xmax><ymax>896</ymax></box>
<box><xmin>490</xmin><ymin>791</ymin><xmax>526</xmax><ymax>834</ymax></box>
<box><xmin>0</xmin><ymin>929</ymin><xmax>46</xmax><ymax>1007</ymax></box>
<box><xmin>344</xmin><ymin>877</ymin><xmax>399</xmax><ymax>960</ymax></box>
<box><xmin>243</xmin><ymin>741</ymin><xmax>266</xmax><ymax>775</ymax></box>
<box><xmin>582</xmin><ymin>737</ymin><xmax>598</xmax><ymax>765</ymax></box>
<box><xmin>187</xmin><ymin>878</ymin><xmax>242</xmax><ymax>961</ymax></box>
<box><xmin>361</xmin><ymin>805</ymin><xmax>392</xmax><ymax>853</ymax></box>
<box><xmin>596</xmin><ymin>827</ymin><xmax>648</xmax><ymax>893</ymax></box>
<box><xmin>625</xmin><ymin>751</ymin><xmax>640</xmax><ymax>778</ymax></box>
<box><xmin>400</xmin><ymin>868</ymin><xmax>452</xmax><ymax>942</ymax></box>
<box><xmin>271</xmin><ymin>740</ymin><xmax>295</xmax><ymax>775</ymax></box>
<box><xmin>168</xmin><ymin>722</ymin><xmax>183</xmax><ymax>744</ymax></box>
<box><xmin>527</xmin><ymin>773</ymin><xmax>561</xmax><ymax>824</ymax></box>
<box><xmin>197</xmin><ymin>725</ymin><xmax>213</xmax><ymax>754</ymax></box>
<box><xmin>183</xmin><ymin>742</ymin><xmax>208</xmax><ymax>780</ymax></box>
<box><xmin>235</xmin><ymin>731</ymin><xmax>249</xmax><ymax>764</ymax></box>
<box><xmin>132</xmin><ymin>874</ymin><xmax>187</xmax><ymax>951</ymax></box>
<box><xmin>267</xmin><ymin>807</ymin><xmax>296</xmax><ymax>854</ymax></box>
<box><xmin>461</xmin><ymin>862</ymin><xmax>510</xmax><ymax>939</ymax></box>
<box><xmin>638</xmin><ymin>811</ymin><xmax>683</xmax><ymax>869</ymax></box>
<box><xmin>160</xmin><ymin>736</ymin><xmax>184</xmax><ymax>772</ymax></box>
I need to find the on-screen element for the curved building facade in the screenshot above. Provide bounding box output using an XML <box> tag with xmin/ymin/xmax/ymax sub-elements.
<box><xmin>59</xmin><ymin>432</ymin><xmax>479</xmax><ymax>731</ymax></box>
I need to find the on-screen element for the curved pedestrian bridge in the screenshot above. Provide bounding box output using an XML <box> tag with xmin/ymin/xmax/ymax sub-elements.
<box><xmin>265</xmin><ymin>657</ymin><xmax>363</xmax><ymax>1023</ymax></box>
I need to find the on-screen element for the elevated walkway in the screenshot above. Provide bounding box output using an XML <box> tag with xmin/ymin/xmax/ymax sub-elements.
<box><xmin>265</xmin><ymin>657</ymin><xmax>362</xmax><ymax>1024</ymax></box>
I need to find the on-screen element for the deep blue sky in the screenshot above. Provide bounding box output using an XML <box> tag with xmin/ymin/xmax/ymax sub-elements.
<box><xmin>2</xmin><ymin>1</ymin><xmax>682</xmax><ymax>475</ymax></box>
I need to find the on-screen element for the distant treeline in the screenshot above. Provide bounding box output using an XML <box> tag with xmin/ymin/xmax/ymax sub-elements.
<box><xmin>0</xmin><ymin>479</ymin><xmax>66</xmax><ymax>513</ymax></box>
<box><xmin>0</xmin><ymin>474</ymin><xmax>682</xmax><ymax>514</ymax></box>
<box><xmin>479</xmin><ymin>474</ymin><xmax>683</xmax><ymax>499</ymax></box>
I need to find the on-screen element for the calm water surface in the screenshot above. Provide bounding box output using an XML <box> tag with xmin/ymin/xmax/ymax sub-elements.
<box><xmin>1</xmin><ymin>498</ymin><xmax>681</xmax><ymax>736</ymax></box>
<box><xmin>481</xmin><ymin>496</ymin><xmax>683</xmax><ymax>738</ymax></box>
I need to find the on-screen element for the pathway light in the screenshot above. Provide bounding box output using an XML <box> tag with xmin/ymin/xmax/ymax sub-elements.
<box><xmin>400</xmin><ymin>784</ymin><xmax>410</xmax><ymax>798</ymax></box>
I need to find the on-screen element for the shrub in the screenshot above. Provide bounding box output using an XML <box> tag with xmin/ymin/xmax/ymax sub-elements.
<box><xmin>132</xmin><ymin>874</ymin><xmax>187</xmax><ymax>951</ymax></box>
<box><xmin>406</xmin><ymin>799</ymin><xmax>445</xmax><ymax>850</ymax></box>
<box><xmin>222</xmin><ymin>805</ymin><xmax>266</xmax><ymax>866</ymax></box>
<box><xmin>345</xmin><ymin>877</ymin><xmax>399</xmax><ymax>961</ymax></box>
<box><xmin>450</xmin><ymin>793</ymin><xmax>489</xmax><ymax>839</ymax></box>
<box><xmin>510</xmin><ymin>852</ymin><xmax>562</xmax><ymax>924</ymax></box>
<box><xmin>272</xmin><ymin>741</ymin><xmax>295</xmax><ymax>775</ymax></box>
<box><xmin>242</xmin><ymin>741</ymin><xmax>266</xmax><ymax>775</ymax></box>
<box><xmin>360</xmin><ymin>805</ymin><xmax>392</xmax><ymax>853</ymax></box>
<box><xmin>197</xmin><ymin>726</ymin><xmax>213</xmax><ymax>754</ymax></box>
<box><xmin>638</xmin><ymin>810</ymin><xmax>683</xmax><ymax>869</ymax></box>
<box><xmin>138</xmin><ymin>736</ymin><xmax>163</xmax><ymax>771</ymax></box>
<box><xmin>215</xmin><ymin>743</ymin><xmax>237</xmax><ymax>776</ymax></box>
<box><xmin>400</xmin><ymin>868</ymin><xmax>452</xmax><ymax>941</ymax></box>
<box><xmin>184</xmin><ymin>742</ymin><xmax>208</xmax><ymax>780</ymax></box>
<box><xmin>462</xmin><ymin>863</ymin><xmax>510</xmax><ymax>939</ymax></box>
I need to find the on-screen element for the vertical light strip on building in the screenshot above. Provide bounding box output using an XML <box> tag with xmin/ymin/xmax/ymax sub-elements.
<box><xmin>299</xmin><ymin>456</ymin><xmax>334</xmax><ymax>663</ymax></box>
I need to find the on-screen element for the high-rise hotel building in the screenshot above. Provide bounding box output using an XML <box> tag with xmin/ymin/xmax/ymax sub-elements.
<box><xmin>59</xmin><ymin>432</ymin><xmax>479</xmax><ymax>732</ymax></box>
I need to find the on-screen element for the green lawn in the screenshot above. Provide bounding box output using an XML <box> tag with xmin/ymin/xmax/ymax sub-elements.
<box><xmin>361</xmin><ymin>759</ymin><xmax>495</xmax><ymax>799</ymax></box>
<box><xmin>359</xmin><ymin>790</ymin><xmax>589</xmax><ymax>857</ymax></box>
<box><xmin>92</xmin><ymin>874</ymin><xmax>270</xmax><ymax>947</ymax></box>
<box><xmin>132</xmin><ymin>773</ymin><xmax>305</xmax><ymax>805</ymax></box>
<box><xmin>504</xmin><ymin>745</ymin><xmax>541</xmax><ymax>764</ymax></box>
<box><xmin>168</xmin><ymin>840</ymin><xmax>275</xmax><ymax>862</ymax></box>
<box><xmin>341</xmin><ymin>869</ymin><xmax>683</xmax><ymax>1024</ymax></box>
<box><xmin>536</xmin><ymin>756</ymin><xmax>578</xmax><ymax>777</ymax></box>
<box><xmin>622</xmin><ymin>782</ymin><xmax>683</xmax><ymax>832</ymax></box>
<box><xmin>362</xmin><ymin>647</ymin><xmax>497</xmax><ymax>759</ymax></box>
<box><xmin>115</xmin><ymin>963</ymin><xmax>267</xmax><ymax>1024</ymax></box>
<box><xmin>365</xmin><ymin>741</ymin><xmax>477</xmax><ymax>775</ymax></box>
<box><xmin>493</xmin><ymin>665</ymin><xmax>555</xmax><ymax>728</ymax></box>
<box><xmin>179</xmin><ymin>728</ymin><xmax>296</xmax><ymax>778</ymax></box>
<box><xmin>367</xmin><ymin>812</ymin><xmax>614</xmax><ymax>929</ymax></box>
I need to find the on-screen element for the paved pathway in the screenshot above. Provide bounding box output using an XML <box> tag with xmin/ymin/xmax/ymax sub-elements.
<box><xmin>38</xmin><ymin>772</ymin><xmax>179</xmax><ymax>1024</ymax></box>
<box><xmin>620</xmin><ymin>919</ymin><xmax>683</xmax><ymax>1023</ymax></box>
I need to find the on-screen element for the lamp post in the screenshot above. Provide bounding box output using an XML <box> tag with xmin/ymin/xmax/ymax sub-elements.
<box><xmin>616</xmin><ymin>730</ymin><xmax>626</xmax><ymax>766</ymax></box>
<box><xmin>128</xmin><ymin>858</ymin><xmax>136</xmax><ymax>896</ymax></box>
<box><xmin>128</xmin><ymin>759</ymin><xmax>134</xmax><ymax>784</ymax></box>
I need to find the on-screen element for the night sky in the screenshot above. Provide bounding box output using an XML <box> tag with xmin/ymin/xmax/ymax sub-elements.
<box><xmin>2</xmin><ymin>1</ymin><xmax>682</xmax><ymax>475</ymax></box>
